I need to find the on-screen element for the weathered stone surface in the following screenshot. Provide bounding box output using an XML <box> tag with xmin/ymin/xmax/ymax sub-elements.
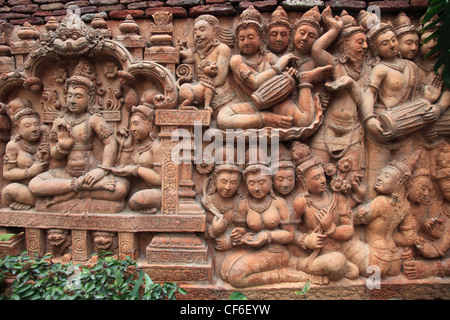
<box><xmin>10</xmin><ymin>4</ymin><xmax>39</xmax><ymax>13</ymax></box>
<box><xmin>109</xmin><ymin>9</ymin><xmax>145</xmax><ymax>19</ymax></box>
<box><xmin>166</xmin><ymin>0</ymin><xmax>201</xmax><ymax>7</ymax></box>
<box><xmin>145</xmin><ymin>6</ymin><xmax>187</xmax><ymax>17</ymax></box>
<box><xmin>97</xmin><ymin>4</ymin><xmax>125</xmax><ymax>12</ymax></box>
<box><xmin>64</xmin><ymin>1</ymin><xmax>90</xmax><ymax>8</ymax></box>
<box><xmin>6</xmin><ymin>0</ymin><xmax>30</xmax><ymax>6</ymax></box>
<box><xmin>368</xmin><ymin>0</ymin><xmax>410</xmax><ymax>12</ymax></box>
<box><xmin>325</xmin><ymin>0</ymin><xmax>367</xmax><ymax>11</ymax></box>
<box><xmin>239</xmin><ymin>0</ymin><xmax>278</xmax><ymax>12</ymax></box>
<box><xmin>90</xmin><ymin>0</ymin><xmax>119</xmax><ymax>5</ymax></box>
<box><xmin>188</xmin><ymin>3</ymin><xmax>236</xmax><ymax>17</ymax></box>
<box><xmin>280</xmin><ymin>0</ymin><xmax>325</xmax><ymax>10</ymax></box>
<box><xmin>40</xmin><ymin>3</ymin><xmax>65</xmax><ymax>11</ymax></box>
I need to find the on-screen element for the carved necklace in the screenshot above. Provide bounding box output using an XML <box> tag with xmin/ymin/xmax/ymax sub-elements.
<box><xmin>18</xmin><ymin>139</ymin><xmax>38</xmax><ymax>154</ymax></box>
<box><xmin>65</xmin><ymin>112</ymin><xmax>88</xmax><ymax>127</ymax></box>
<box><xmin>243</xmin><ymin>53</ymin><xmax>264</xmax><ymax>69</ymax></box>
<box><xmin>381</xmin><ymin>59</ymin><xmax>406</xmax><ymax>73</ymax></box>
<box><xmin>343</xmin><ymin>62</ymin><xmax>363</xmax><ymax>81</ymax></box>
<box><xmin>248</xmin><ymin>194</ymin><xmax>273</xmax><ymax>214</ymax></box>
<box><xmin>418</xmin><ymin>60</ymin><xmax>436</xmax><ymax>77</ymax></box>
<box><xmin>309</xmin><ymin>190</ymin><xmax>333</xmax><ymax>210</ymax></box>
<box><xmin>137</xmin><ymin>138</ymin><xmax>154</xmax><ymax>154</ymax></box>
<box><xmin>212</xmin><ymin>193</ymin><xmax>239</xmax><ymax>214</ymax></box>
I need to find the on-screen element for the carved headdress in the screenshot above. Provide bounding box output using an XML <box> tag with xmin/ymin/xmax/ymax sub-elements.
<box><xmin>236</xmin><ymin>5</ymin><xmax>264</xmax><ymax>36</ymax></box>
<box><xmin>6</xmin><ymin>98</ymin><xmax>39</xmax><ymax>127</ymax></box>
<box><xmin>130</xmin><ymin>103</ymin><xmax>157</xmax><ymax>141</ymax></box>
<box><xmin>356</xmin><ymin>9</ymin><xmax>380</xmax><ymax>31</ymax></box>
<box><xmin>338</xmin><ymin>10</ymin><xmax>367</xmax><ymax>64</ymax></box>
<box><xmin>66</xmin><ymin>58</ymin><xmax>97</xmax><ymax>94</ymax></box>
<box><xmin>393</xmin><ymin>12</ymin><xmax>418</xmax><ymax>40</ymax></box>
<box><xmin>267</xmin><ymin>6</ymin><xmax>291</xmax><ymax>31</ymax></box>
<box><xmin>367</xmin><ymin>22</ymin><xmax>396</xmax><ymax>61</ymax></box>
<box><xmin>206</xmin><ymin>145</ymin><xmax>242</xmax><ymax>196</ymax></box>
<box><xmin>385</xmin><ymin>150</ymin><xmax>421</xmax><ymax>202</ymax></box>
<box><xmin>294</xmin><ymin>6</ymin><xmax>322</xmax><ymax>35</ymax></box>
<box><xmin>291</xmin><ymin>141</ymin><xmax>323</xmax><ymax>197</ymax></box>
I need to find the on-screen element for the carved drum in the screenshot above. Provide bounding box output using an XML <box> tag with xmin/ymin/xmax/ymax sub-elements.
<box><xmin>429</xmin><ymin>108</ymin><xmax>450</xmax><ymax>136</ymax></box>
<box><xmin>251</xmin><ymin>72</ymin><xmax>296</xmax><ymax>110</ymax></box>
<box><xmin>377</xmin><ymin>98</ymin><xmax>431</xmax><ymax>140</ymax></box>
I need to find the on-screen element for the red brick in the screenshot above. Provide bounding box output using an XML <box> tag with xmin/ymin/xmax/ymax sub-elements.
<box><xmin>10</xmin><ymin>4</ymin><xmax>40</xmax><ymax>13</ymax></box>
<box><xmin>145</xmin><ymin>6</ymin><xmax>188</xmax><ymax>18</ymax></box>
<box><xmin>239</xmin><ymin>0</ymin><xmax>278</xmax><ymax>12</ymax></box>
<box><xmin>205</xmin><ymin>0</ymin><xmax>226</xmax><ymax>4</ymax></box>
<box><xmin>325</xmin><ymin>0</ymin><xmax>367</xmax><ymax>11</ymax></box>
<box><xmin>10</xmin><ymin>16</ymin><xmax>43</xmax><ymax>24</ymax></box>
<box><xmin>109</xmin><ymin>9</ymin><xmax>145</xmax><ymax>19</ymax></box>
<box><xmin>367</xmin><ymin>1</ymin><xmax>410</xmax><ymax>13</ymax></box>
<box><xmin>188</xmin><ymin>3</ymin><xmax>236</xmax><ymax>17</ymax></box>
<box><xmin>7</xmin><ymin>0</ymin><xmax>30</xmax><ymax>6</ymax></box>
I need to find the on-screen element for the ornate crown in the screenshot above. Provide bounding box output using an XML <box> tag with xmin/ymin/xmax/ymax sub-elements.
<box><xmin>340</xmin><ymin>10</ymin><xmax>366</xmax><ymax>39</ymax></box>
<box><xmin>393</xmin><ymin>12</ymin><xmax>417</xmax><ymax>39</ymax></box>
<box><xmin>236</xmin><ymin>5</ymin><xmax>263</xmax><ymax>36</ymax></box>
<box><xmin>294</xmin><ymin>6</ymin><xmax>321</xmax><ymax>34</ymax></box>
<box><xmin>7</xmin><ymin>98</ymin><xmax>39</xmax><ymax>127</ymax></box>
<box><xmin>267</xmin><ymin>6</ymin><xmax>291</xmax><ymax>30</ymax></box>
<box><xmin>66</xmin><ymin>58</ymin><xmax>97</xmax><ymax>92</ymax></box>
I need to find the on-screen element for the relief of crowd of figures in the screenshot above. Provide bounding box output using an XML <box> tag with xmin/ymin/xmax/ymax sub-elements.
<box><xmin>0</xmin><ymin>4</ymin><xmax>448</xmax><ymax>289</ymax></box>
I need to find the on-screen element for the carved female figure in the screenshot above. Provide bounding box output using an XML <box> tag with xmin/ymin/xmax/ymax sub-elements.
<box><xmin>404</xmin><ymin>146</ymin><xmax>450</xmax><ymax>279</ymax></box>
<box><xmin>202</xmin><ymin>162</ymin><xmax>242</xmax><ymax>251</ymax></box>
<box><xmin>111</xmin><ymin>104</ymin><xmax>162</xmax><ymax>214</ymax></box>
<box><xmin>291</xmin><ymin>145</ymin><xmax>361</xmax><ymax>285</ymax></box>
<box><xmin>266</xmin><ymin>6</ymin><xmax>291</xmax><ymax>56</ymax></box>
<box><xmin>219</xmin><ymin>163</ymin><xmax>298</xmax><ymax>288</ymax></box>
<box><xmin>354</xmin><ymin>153</ymin><xmax>419</xmax><ymax>278</ymax></box>
<box><xmin>2</xmin><ymin>98</ymin><xmax>49</xmax><ymax>210</ymax></box>
<box><xmin>393</xmin><ymin>12</ymin><xmax>419</xmax><ymax>61</ymax></box>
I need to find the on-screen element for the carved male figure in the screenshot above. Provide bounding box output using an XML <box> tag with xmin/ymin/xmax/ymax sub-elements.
<box><xmin>266</xmin><ymin>6</ymin><xmax>291</xmax><ymax>56</ymax></box>
<box><xmin>28</xmin><ymin>59</ymin><xmax>130</xmax><ymax>213</ymax></box>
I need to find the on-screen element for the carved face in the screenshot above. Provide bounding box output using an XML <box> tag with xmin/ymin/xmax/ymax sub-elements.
<box><xmin>374</xmin><ymin>166</ymin><xmax>401</xmax><ymax>195</ymax></box>
<box><xmin>246</xmin><ymin>172</ymin><xmax>271</xmax><ymax>199</ymax></box>
<box><xmin>374</xmin><ymin>30</ymin><xmax>399</xmax><ymax>60</ymax></box>
<box><xmin>194</xmin><ymin>19</ymin><xmax>214</xmax><ymax>49</ymax></box>
<box><xmin>347</xmin><ymin>32</ymin><xmax>368</xmax><ymax>63</ymax></box>
<box><xmin>305</xmin><ymin>166</ymin><xmax>326</xmax><ymax>195</ymax></box>
<box><xmin>273</xmin><ymin>168</ymin><xmax>295</xmax><ymax>195</ymax></box>
<box><xmin>438</xmin><ymin>178</ymin><xmax>450</xmax><ymax>202</ymax></box>
<box><xmin>238</xmin><ymin>26</ymin><xmax>261</xmax><ymax>57</ymax></box>
<box><xmin>420</xmin><ymin>30</ymin><xmax>439</xmax><ymax>59</ymax></box>
<box><xmin>47</xmin><ymin>229</ymin><xmax>68</xmax><ymax>247</ymax></box>
<box><xmin>398</xmin><ymin>32</ymin><xmax>419</xmax><ymax>60</ymax></box>
<box><xmin>130</xmin><ymin>114</ymin><xmax>150</xmax><ymax>142</ymax></box>
<box><xmin>268</xmin><ymin>25</ymin><xmax>290</xmax><ymax>54</ymax></box>
<box><xmin>67</xmin><ymin>85</ymin><xmax>89</xmax><ymax>114</ymax></box>
<box><xmin>19</xmin><ymin>116</ymin><xmax>41</xmax><ymax>142</ymax></box>
<box><xmin>293</xmin><ymin>24</ymin><xmax>318</xmax><ymax>55</ymax></box>
<box><xmin>215</xmin><ymin>171</ymin><xmax>241</xmax><ymax>198</ymax></box>
<box><xmin>103</xmin><ymin>62</ymin><xmax>118</xmax><ymax>79</ymax></box>
<box><xmin>408</xmin><ymin>176</ymin><xmax>433</xmax><ymax>204</ymax></box>
<box><xmin>93</xmin><ymin>232</ymin><xmax>114</xmax><ymax>250</ymax></box>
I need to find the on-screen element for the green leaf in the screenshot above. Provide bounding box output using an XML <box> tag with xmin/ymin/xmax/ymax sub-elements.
<box><xmin>229</xmin><ymin>291</ymin><xmax>248</xmax><ymax>300</ymax></box>
<box><xmin>130</xmin><ymin>270</ymin><xmax>144</xmax><ymax>299</ymax></box>
<box><xmin>423</xmin><ymin>1</ymin><xmax>446</xmax><ymax>25</ymax></box>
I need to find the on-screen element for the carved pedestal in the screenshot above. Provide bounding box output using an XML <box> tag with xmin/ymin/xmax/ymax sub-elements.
<box><xmin>144</xmin><ymin>109</ymin><xmax>212</xmax><ymax>282</ymax></box>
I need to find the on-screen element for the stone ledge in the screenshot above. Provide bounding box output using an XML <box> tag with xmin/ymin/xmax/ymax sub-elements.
<box><xmin>0</xmin><ymin>208</ymin><xmax>206</xmax><ymax>232</ymax></box>
<box><xmin>169</xmin><ymin>275</ymin><xmax>450</xmax><ymax>300</ymax></box>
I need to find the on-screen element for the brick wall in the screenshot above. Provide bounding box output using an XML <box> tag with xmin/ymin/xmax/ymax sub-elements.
<box><xmin>0</xmin><ymin>0</ymin><xmax>429</xmax><ymax>25</ymax></box>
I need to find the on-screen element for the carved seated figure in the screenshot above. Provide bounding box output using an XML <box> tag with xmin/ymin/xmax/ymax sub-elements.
<box><xmin>354</xmin><ymin>152</ymin><xmax>420</xmax><ymax>278</ymax></box>
<box><xmin>219</xmin><ymin>162</ymin><xmax>303</xmax><ymax>288</ymax></box>
<box><xmin>291</xmin><ymin>143</ymin><xmax>363</xmax><ymax>285</ymax></box>
<box><xmin>111</xmin><ymin>104</ymin><xmax>162</xmax><ymax>214</ymax></box>
<box><xmin>404</xmin><ymin>146</ymin><xmax>450</xmax><ymax>279</ymax></box>
<box><xmin>216</xmin><ymin>5</ymin><xmax>332</xmax><ymax>133</ymax></box>
<box><xmin>46</xmin><ymin>228</ymin><xmax>72</xmax><ymax>262</ymax></box>
<box><xmin>28</xmin><ymin>59</ymin><xmax>130</xmax><ymax>214</ymax></box>
<box><xmin>2</xmin><ymin>98</ymin><xmax>49</xmax><ymax>210</ymax></box>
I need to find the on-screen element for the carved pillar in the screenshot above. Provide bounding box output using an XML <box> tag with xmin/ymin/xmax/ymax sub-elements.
<box><xmin>10</xmin><ymin>22</ymin><xmax>40</xmax><ymax>71</ymax></box>
<box><xmin>25</xmin><ymin>228</ymin><xmax>46</xmax><ymax>257</ymax></box>
<box><xmin>115</xmin><ymin>15</ymin><xmax>146</xmax><ymax>61</ymax></box>
<box><xmin>118</xmin><ymin>232</ymin><xmax>138</xmax><ymax>260</ymax></box>
<box><xmin>144</xmin><ymin>11</ymin><xmax>179</xmax><ymax>75</ymax></box>
<box><xmin>144</xmin><ymin>109</ymin><xmax>212</xmax><ymax>282</ymax></box>
<box><xmin>72</xmin><ymin>230</ymin><xmax>91</xmax><ymax>262</ymax></box>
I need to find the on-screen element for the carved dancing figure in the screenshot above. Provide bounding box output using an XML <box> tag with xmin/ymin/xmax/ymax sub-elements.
<box><xmin>354</xmin><ymin>152</ymin><xmax>420</xmax><ymax>278</ymax></box>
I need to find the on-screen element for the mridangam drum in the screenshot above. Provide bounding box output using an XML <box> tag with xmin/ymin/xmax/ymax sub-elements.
<box><xmin>428</xmin><ymin>108</ymin><xmax>450</xmax><ymax>136</ymax></box>
<box><xmin>251</xmin><ymin>72</ymin><xmax>296</xmax><ymax>110</ymax></box>
<box><xmin>377</xmin><ymin>98</ymin><xmax>432</xmax><ymax>139</ymax></box>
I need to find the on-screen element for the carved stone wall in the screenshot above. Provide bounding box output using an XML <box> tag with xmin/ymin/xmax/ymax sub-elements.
<box><xmin>0</xmin><ymin>2</ymin><xmax>448</xmax><ymax>300</ymax></box>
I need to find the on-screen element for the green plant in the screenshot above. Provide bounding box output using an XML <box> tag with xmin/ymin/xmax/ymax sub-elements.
<box><xmin>422</xmin><ymin>0</ymin><xmax>450</xmax><ymax>87</ymax></box>
<box><xmin>294</xmin><ymin>280</ymin><xmax>311</xmax><ymax>300</ymax></box>
<box><xmin>0</xmin><ymin>251</ymin><xmax>186</xmax><ymax>300</ymax></box>
<box><xmin>229</xmin><ymin>291</ymin><xmax>248</xmax><ymax>300</ymax></box>
<box><xmin>0</xmin><ymin>233</ymin><xmax>17</xmax><ymax>241</ymax></box>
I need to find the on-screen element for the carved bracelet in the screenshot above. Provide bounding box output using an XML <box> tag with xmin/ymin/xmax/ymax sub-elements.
<box><xmin>362</xmin><ymin>114</ymin><xmax>376</xmax><ymax>123</ymax></box>
<box><xmin>266</xmin><ymin>231</ymin><xmax>272</xmax><ymax>244</ymax></box>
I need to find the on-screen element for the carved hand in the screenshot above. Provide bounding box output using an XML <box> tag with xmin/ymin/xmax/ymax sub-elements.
<box><xmin>56</xmin><ymin>123</ymin><xmax>75</xmax><ymax>151</ymax></box>
<box><xmin>211</xmin><ymin>215</ymin><xmax>228</xmax><ymax>235</ymax></box>
<box><xmin>230</xmin><ymin>227</ymin><xmax>247</xmax><ymax>245</ymax></box>
<box><xmin>314</xmin><ymin>208</ymin><xmax>333</xmax><ymax>231</ymax></box>
<box><xmin>111</xmin><ymin>165</ymin><xmax>136</xmax><ymax>177</ymax></box>
<box><xmin>276</xmin><ymin>53</ymin><xmax>298</xmax><ymax>71</ymax></box>
<box><xmin>423</xmin><ymin>104</ymin><xmax>442</xmax><ymax>122</ymax></box>
<box><xmin>117</xmin><ymin>128</ymin><xmax>134</xmax><ymax>151</ymax></box>
<box><xmin>321</xmin><ymin>6</ymin><xmax>343</xmax><ymax>31</ymax></box>
<box><xmin>175</xmin><ymin>40</ymin><xmax>194</xmax><ymax>62</ymax></box>
<box><xmin>304</xmin><ymin>232</ymin><xmax>326</xmax><ymax>250</ymax></box>
<box><xmin>366</xmin><ymin>117</ymin><xmax>389</xmax><ymax>140</ymax></box>
<box><xmin>28</xmin><ymin>160</ymin><xmax>49</xmax><ymax>177</ymax></box>
<box><xmin>424</xmin><ymin>217</ymin><xmax>443</xmax><ymax>239</ymax></box>
<box><xmin>81</xmin><ymin>167</ymin><xmax>107</xmax><ymax>187</ymax></box>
